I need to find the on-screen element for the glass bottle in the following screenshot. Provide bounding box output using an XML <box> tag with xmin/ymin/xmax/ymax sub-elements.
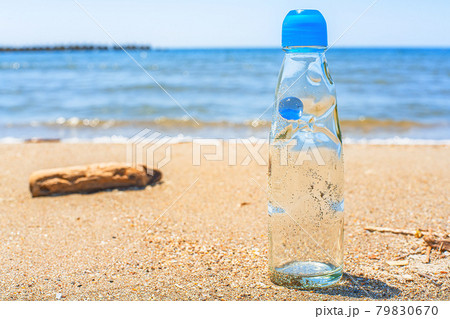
<box><xmin>268</xmin><ymin>9</ymin><xmax>344</xmax><ymax>289</ymax></box>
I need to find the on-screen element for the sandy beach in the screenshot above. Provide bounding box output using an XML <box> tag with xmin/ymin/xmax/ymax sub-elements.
<box><xmin>0</xmin><ymin>143</ymin><xmax>448</xmax><ymax>301</ymax></box>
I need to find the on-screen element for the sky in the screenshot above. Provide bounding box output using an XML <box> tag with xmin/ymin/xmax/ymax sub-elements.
<box><xmin>0</xmin><ymin>0</ymin><xmax>449</xmax><ymax>48</ymax></box>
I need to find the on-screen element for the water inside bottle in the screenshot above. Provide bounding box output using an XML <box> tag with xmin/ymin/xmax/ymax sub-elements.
<box><xmin>268</xmin><ymin>129</ymin><xmax>344</xmax><ymax>288</ymax></box>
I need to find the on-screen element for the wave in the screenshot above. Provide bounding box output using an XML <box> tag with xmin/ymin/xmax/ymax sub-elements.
<box><xmin>1</xmin><ymin>135</ymin><xmax>449</xmax><ymax>145</ymax></box>
<box><xmin>342</xmin><ymin>137</ymin><xmax>450</xmax><ymax>145</ymax></box>
<box><xmin>340</xmin><ymin>118</ymin><xmax>428</xmax><ymax>131</ymax></box>
<box><xmin>3</xmin><ymin>116</ymin><xmax>434</xmax><ymax>131</ymax></box>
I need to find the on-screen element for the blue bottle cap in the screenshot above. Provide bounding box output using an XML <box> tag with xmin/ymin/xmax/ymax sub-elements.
<box><xmin>282</xmin><ymin>9</ymin><xmax>328</xmax><ymax>48</ymax></box>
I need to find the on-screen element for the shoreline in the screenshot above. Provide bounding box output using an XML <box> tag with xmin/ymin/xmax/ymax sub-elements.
<box><xmin>1</xmin><ymin>137</ymin><xmax>449</xmax><ymax>145</ymax></box>
<box><xmin>1</xmin><ymin>118</ymin><xmax>448</xmax><ymax>145</ymax></box>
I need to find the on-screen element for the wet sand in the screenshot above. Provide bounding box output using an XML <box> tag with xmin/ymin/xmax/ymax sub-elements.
<box><xmin>0</xmin><ymin>143</ymin><xmax>448</xmax><ymax>300</ymax></box>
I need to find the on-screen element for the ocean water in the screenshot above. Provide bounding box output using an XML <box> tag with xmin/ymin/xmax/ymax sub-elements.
<box><xmin>0</xmin><ymin>48</ymin><xmax>449</xmax><ymax>143</ymax></box>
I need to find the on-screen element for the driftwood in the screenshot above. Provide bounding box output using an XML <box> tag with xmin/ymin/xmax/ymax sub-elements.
<box><xmin>417</xmin><ymin>272</ymin><xmax>441</xmax><ymax>286</ymax></box>
<box><xmin>364</xmin><ymin>226</ymin><xmax>418</xmax><ymax>236</ymax></box>
<box><xmin>425</xmin><ymin>246</ymin><xmax>432</xmax><ymax>263</ymax></box>
<box><xmin>423</xmin><ymin>236</ymin><xmax>450</xmax><ymax>252</ymax></box>
<box><xmin>25</xmin><ymin>138</ymin><xmax>60</xmax><ymax>143</ymax></box>
<box><xmin>365</xmin><ymin>226</ymin><xmax>450</xmax><ymax>253</ymax></box>
<box><xmin>364</xmin><ymin>226</ymin><xmax>445</xmax><ymax>238</ymax></box>
<box><xmin>29</xmin><ymin>162</ymin><xmax>161</xmax><ymax>197</ymax></box>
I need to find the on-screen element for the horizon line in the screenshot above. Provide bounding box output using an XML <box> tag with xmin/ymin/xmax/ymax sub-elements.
<box><xmin>1</xmin><ymin>44</ymin><xmax>449</xmax><ymax>52</ymax></box>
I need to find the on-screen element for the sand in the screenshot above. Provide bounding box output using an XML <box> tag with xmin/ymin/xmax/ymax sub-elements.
<box><xmin>0</xmin><ymin>143</ymin><xmax>448</xmax><ymax>300</ymax></box>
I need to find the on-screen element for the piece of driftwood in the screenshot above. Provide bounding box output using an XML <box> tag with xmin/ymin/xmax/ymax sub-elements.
<box><xmin>423</xmin><ymin>236</ymin><xmax>450</xmax><ymax>252</ymax></box>
<box><xmin>425</xmin><ymin>246</ymin><xmax>432</xmax><ymax>263</ymax></box>
<box><xmin>417</xmin><ymin>273</ymin><xmax>441</xmax><ymax>286</ymax></box>
<box><xmin>364</xmin><ymin>226</ymin><xmax>423</xmax><ymax>236</ymax></box>
<box><xmin>25</xmin><ymin>138</ymin><xmax>60</xmax><ymax>143</ymax></box>
<box><xmin>29</xmin><ymin>162</ymin><xmax>161</xmax><ymax>197</ymax></box>
<box><xmin>364</xmin><ymin>226</ymin><xmax>445</xmax><ymax>238</ymax></box>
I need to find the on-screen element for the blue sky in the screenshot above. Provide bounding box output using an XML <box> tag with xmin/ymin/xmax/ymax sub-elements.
<box><xmin>1</xmin><ymin>0</ymin><xmax>449</xmax><ymax>48</ymax></box>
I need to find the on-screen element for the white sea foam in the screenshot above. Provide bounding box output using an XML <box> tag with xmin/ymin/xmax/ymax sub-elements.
<box><xmin>342</xmin><ymin>137</ymin><xmax>450</xmax><ymax>145</ymax></box>
<box><xmin>1</xmin><ymin>135</ymin><xmax>449</xmax><ymax>145</ymax></box>
<box><xmin>0</xmin><ymin>137</ymin><xmax>25</xmax><ymax>144</ymax></box>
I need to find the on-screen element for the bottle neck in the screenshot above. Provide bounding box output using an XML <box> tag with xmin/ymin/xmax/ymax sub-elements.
<box><xmin>282</xmin><ymin>46</ymin><xmax>327</xmax><ymax>53</ymax></box>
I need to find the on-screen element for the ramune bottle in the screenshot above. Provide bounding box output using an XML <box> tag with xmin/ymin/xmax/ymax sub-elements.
<box><xmin>268</xmin><ymin>9</ymin><xmax>344</xmax><ymax>288</ymax></box>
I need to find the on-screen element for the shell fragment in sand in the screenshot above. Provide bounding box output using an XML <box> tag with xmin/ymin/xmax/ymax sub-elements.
<box><xmin>386</xmin><ymin>260</ymin><xmax>409</xmax><ymax>266</ymax></box>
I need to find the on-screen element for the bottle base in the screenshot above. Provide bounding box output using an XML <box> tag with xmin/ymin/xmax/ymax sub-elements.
<box><xmin>270</xmin><ymin>261</ymin><xmax>342</xmax><ymax>289</ymax></box>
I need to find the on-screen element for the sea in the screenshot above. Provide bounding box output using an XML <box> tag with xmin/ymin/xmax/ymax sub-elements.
<box><xmin>1</xmin><ymin>48</ymin><xmax>449</xmax><ymax>144</ymax></box>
